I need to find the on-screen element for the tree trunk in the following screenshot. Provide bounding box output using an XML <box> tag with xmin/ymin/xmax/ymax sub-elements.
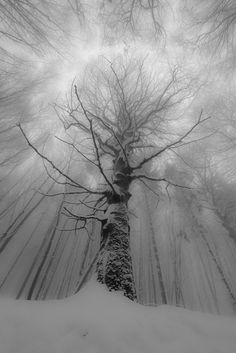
<box><xmin>96</xmin><ymin>201</ymin><xmax>137</xmax><ymax>301</ymax></box>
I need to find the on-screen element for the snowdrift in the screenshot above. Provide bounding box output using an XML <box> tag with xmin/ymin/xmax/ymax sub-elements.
<box><xmin>0</xmin><ymin>280</ymin><xmax>236</xmax><ymax>353</ymax></box>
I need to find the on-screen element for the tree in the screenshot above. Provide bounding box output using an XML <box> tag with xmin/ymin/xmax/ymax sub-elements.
<box><xmin>99</xmin><ymin>0</ymin><xmax>166</xmax><ymax>42</ymax></box>
<box><xmin>195</xmin><ymin>155</ymin><xmax>236</xmax><ymax>242</ymax></box>
<box><xmin>18</xmin><ymin>56</ymin><xmax>210</xmax><ymax>301</ymax></box>
<box><xmin>0</xmin><ymin>0</ymin><xmax>84</xmax><ymax>52</ymax></box>
<box><xmin>185</xmin><ymin>0</ymin><xmax>236</xmax><ymax>54</ymax></box>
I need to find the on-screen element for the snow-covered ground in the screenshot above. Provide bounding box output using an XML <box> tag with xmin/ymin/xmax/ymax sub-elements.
<box><xmin>0</xmin><ymin>280</ymin><xmax>236</xmax><ymax>353</ymax></box>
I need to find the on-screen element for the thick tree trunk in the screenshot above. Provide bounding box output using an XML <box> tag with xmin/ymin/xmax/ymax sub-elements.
<box><xmin>96</xmin><ymin>202</ymin><xmax>137</xmax><ymax>301</ymax></box>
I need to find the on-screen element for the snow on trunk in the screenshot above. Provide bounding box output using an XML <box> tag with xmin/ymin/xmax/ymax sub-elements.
<box><xmin>96</xmin><ymin>202</ymin><xmax>136</xmax><ymax>301</ymax></box>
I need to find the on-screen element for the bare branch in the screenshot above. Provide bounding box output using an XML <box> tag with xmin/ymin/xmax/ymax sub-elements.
<box><xmin>101</xmin><ymin>0</ymin><xmax>165</xmax><ymax>40</ymax></box>
<box><xmin>17</xmin><ymin>123</ymin><xmax>102</xmax><ymax>195</ymax></box>
<box><xmin>133</xmin><ymin>174</ymin><xmax>192</xmax><ymax>189</ymax></box>
<box><xmin>189</xmin><ymin>0</ymin><xmax>236</xmax><ymax>52</ymax></box>
<box><xmin>132</xmin><ymin>111</ymin><xmax>211</xmax><ymax>170</ymax></box>
<box><xmin>63</xmin><ymin>207</ymin><xmax>105</xmax><ymax>223</ymax></box>
<box><xmin>54</xmin><ymin>135</ymin><xmax>97</xmax><ymax>167</ymax></box>
<box><xmin>74</xmin><ymin>86</ymin><xmax>117</xmax><ymax>195</ymax></box>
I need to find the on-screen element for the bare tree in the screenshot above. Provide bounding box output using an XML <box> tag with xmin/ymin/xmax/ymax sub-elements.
<box><xmin>185</xmin><ymin>0</ymin><xmax>236</xmax><ymax>53</ymax></box>
<box><xmin>195</xmin><ymin>156</ymin><xmax>236</xmax><ymax>242</ymax></box>
<box><xmin>100</xmin><ymin>0</ymin><xmax>166</xmax><ymax>41</ymax></box>
<box><xmin>0</xmin><ymin>0</ymin><xmax>84</xmax><ymax>52</ymax></box>
<box><xmin>18</xmin><ymin>56</ymin><xmax>210</xmax><ymax>301</ymax></box>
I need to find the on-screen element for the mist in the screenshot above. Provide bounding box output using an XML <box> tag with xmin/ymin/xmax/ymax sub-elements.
<box><xmin>0</xmin><ymin>0</ymin><xmax>236</xmax><ymax>318</ymax></box>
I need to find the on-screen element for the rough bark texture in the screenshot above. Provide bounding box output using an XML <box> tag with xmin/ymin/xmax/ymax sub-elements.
<box><xmin>96</xmin><ymin>202</ymin><xmax>137</xmax><ymax>301</ymax></box>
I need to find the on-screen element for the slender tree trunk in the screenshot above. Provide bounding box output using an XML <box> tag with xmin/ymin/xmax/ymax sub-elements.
<box><xmin>96</xmin><ymin>201</ymin><xmax>137</xmax><ymax>301</ymax></box>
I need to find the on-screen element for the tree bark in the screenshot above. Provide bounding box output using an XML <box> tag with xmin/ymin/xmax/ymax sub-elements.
<box><xmin>96</xmin><ymin>201</ymin><xmax>137</xmax><ymax>301</ymax></box>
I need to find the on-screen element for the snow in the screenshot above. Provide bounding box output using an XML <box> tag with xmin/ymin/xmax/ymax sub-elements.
<box><xmin>0</xmin><ymin>280</ymin><xmax>235</xmax><ymax>353</ymax></box>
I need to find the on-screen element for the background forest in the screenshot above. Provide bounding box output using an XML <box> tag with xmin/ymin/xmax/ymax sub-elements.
<box><xmin>1</xmin><ymin>0</ymin><xmax>236</xmax><ymax>316</ymax></box>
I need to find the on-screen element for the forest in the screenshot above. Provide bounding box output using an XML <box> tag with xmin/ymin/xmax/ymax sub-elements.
<box><xmin>1</xmin><ymin>0</ymin><xmax>236</xmax><ymax>318</ymax></box>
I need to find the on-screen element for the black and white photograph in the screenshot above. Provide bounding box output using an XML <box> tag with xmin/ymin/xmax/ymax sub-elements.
<box><xmin>0</xmin><ymin>1</ymin><xmax>236</xmax><ymax>352</ymax></box>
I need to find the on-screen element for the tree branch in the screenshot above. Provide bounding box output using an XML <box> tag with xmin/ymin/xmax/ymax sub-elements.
<box><xmin>17</xmin><ymin>123</ymin><xmax>101</xmax><ymax>195</ymax></box>
<box><xmin>132</xmin><ymin>111</ymin><xmax>211</xmax><ymax>170</ymax></box>
<box><xmin>74</xmin><ymin>86</ymin><xmax>117</xmax><ymax>195</ymax></box>
<box><xmin>132</xmin><ymin>174</ymin><xmax>192</xmax><ymax>189</ymax></box>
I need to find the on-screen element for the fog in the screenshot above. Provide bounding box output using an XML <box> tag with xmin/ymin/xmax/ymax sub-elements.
<box><xmin>0</xmin><ymin>0</ymin><xmax>236</xmax><ymax>316</ymax></box>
